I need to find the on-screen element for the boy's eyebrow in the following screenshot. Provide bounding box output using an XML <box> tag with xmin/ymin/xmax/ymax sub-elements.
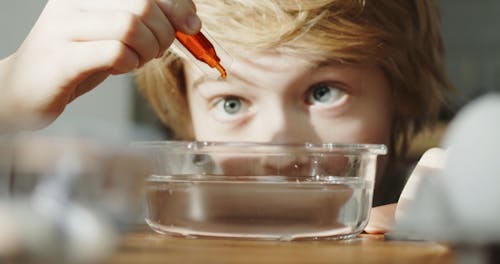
<box><xmin>191</xmin><ymin>71</ymin><xmax>256</xmax><ymax>90</ymax></box>
<box><xmin>315</xmin><ymin>59</ymin><xmax>343</xmax><ymax>69</ymax></box>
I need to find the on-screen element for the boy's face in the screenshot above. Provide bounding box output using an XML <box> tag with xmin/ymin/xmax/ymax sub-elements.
<box><xmin>184</xmin><ymin>52</ymin><xmax>393</xmax><ymax>146</ymax></box>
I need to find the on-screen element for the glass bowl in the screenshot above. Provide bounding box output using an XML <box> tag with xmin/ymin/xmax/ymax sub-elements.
<box><xmin>134</xmin><ymin>141</ymin><xmax>387</xmax><ymax>241</ymax></box>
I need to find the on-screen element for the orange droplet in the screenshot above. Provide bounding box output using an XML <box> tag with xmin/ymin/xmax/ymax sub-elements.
<box><xmin>215</xmin><ymin>63</ymin><xmax>227</xmax><ymax>79</ymax></box>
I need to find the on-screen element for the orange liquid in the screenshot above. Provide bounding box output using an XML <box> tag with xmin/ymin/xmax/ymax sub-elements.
<box><xmin>176</xmin><ymin>31</ymin><xmax>227</xmax><ymax>79</ymax></box>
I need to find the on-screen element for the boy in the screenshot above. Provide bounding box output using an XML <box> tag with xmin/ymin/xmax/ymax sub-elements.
<box><xmin>0</xmin><ymin>0</ymin><xmax>453</xmax><ymax>233</ymax></box>
<box><xmin>135</xmin><ymin>0</ymin><xmax>453</xmax><ymax>231</ymax></box>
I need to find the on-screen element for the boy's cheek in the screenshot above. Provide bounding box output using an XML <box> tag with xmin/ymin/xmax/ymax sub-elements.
<box><xmin>315</xmin><ymin>120</ymin><xmax>391</xmax><ymax>146</ymax></box>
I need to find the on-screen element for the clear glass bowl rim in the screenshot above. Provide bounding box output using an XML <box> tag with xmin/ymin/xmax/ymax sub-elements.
<box><xmin>132</xmin><ymin>141</ymin><xmax>387</xmax><ymax>155</ymax></box>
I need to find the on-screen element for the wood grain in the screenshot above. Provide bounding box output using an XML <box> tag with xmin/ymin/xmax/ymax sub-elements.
<box><xmin>105</xmin><ymin>226</ymin><xmax>453</xmax><ymax>264</ymax></box>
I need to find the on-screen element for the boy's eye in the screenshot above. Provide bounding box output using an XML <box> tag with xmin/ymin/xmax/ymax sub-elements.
<box><xmin>221</xmin><ymin>97</ymin><xmax>242</xmax><ymax>114</ymax></box>
<box><xmin>306</xmin><ymin>83</ymin><xmax>347</xmax><ymax>106</ymax></box>
<box><xmin>211</xmin><ymin>96</ymin><xmax>250</xmax><ymax>122</ymax></box>
<box><xmin>223</xmin><ymin>98</ymin><xmax>241</xmax><ymax>114</ymax></box>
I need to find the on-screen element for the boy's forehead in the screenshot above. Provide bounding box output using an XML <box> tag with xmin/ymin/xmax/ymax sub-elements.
<box><xmin>186</xmin><ymin>52</ymin><xmax>309</xmax><ymax>89</ymax></box>
<box><xmin>229</xmin><ymin>50</ymin><xmax>343</xmax><ymax>72</ymax></box>
<box><xmin>238</xmin><ymin>52</ymin><xmax>311</xmax><ymax>70</ymax></box>
<box><xmin>186</xmin><ymin>50</ymin><xmax>352</xmax><ymax>89</ymax></box>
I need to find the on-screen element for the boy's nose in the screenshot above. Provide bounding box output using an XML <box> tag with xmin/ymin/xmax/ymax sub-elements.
<box><xmin>261</xmin><ymin>107</ymin><xmax>314</xmax><ymax>144</ymax></box>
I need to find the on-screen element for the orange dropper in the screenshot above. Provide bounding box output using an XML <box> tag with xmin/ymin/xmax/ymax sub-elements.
<box><xmin>175</xmin><ymin>31</ymin><xmax>227</xmax><ymax>79</ymax></box>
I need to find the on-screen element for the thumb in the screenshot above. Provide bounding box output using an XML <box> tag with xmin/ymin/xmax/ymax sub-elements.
<box><xmin>395</xmin><ymin>147</ymin><xmax>447</xmax><ymax>221</ymax></box>
<box><xmin>68</xmin><ymin>71</ymin><xmax>110</xmax><ymax>103</ymax></box>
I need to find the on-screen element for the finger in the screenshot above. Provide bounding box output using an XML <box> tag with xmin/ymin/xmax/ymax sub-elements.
<box><xmin>68</xmin><ymin>10</ymin><xmax>159</xmax><ymax>65</ymax></box>
<box><xmin>140</xmin><ymin>1</ymin><xmax>175</xmax><ymax>57</ymax></box>
<box><xmin>364</xmin><ymin>204</ymin><xmax>397</xmax><ymax>234</ymax></box>
<box><xmin>74</xmin><ymin>0</ymin><xmax>175</xmax><ymax>57</ymax></box>
<box><xmin>396</xmin><ymin>148</ymin><xmax>447</xmax><ymax>220</ymax></box>
<box><xmin>67</xmin><ymin>40</ymin><xmax>139</xmax><ymax>78</ymax></box>
<box><xmin>57</xmin><ymin>41</ymin><xmax>137</xmax><ymax>106</ymax></box>
<box><xmin>156</xmin><ymin>0</ymin><xmax>201</xmax><ymax>34</ymax></box>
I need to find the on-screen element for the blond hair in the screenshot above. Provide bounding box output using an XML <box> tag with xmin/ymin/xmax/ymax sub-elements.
<box><xmin>135</xmin><ymin>0</ymin><xmax>453</xmax><ymax>159</ymax></box>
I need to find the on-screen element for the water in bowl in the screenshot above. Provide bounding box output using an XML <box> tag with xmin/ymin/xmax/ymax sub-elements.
<box><xmin>146</xmin><ymin>175</ymin><xmax>372</xmax><ymax>240</ymax></box>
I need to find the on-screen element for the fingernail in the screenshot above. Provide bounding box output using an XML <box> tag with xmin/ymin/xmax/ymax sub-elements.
<box><xmin>186</xmin><ymin>14</ymin><xmax>201</xmax><ymax>33</ymax></box>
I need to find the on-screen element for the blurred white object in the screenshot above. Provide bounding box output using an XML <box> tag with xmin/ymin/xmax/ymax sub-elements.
<box><xmin>0</xmin><ymin>135</ymin><xmax>150</xmax><ymax>263</ymax></box>
<box><xmin>394</xmin><ymin>94</ymin><xmax>500</xmax><ymax>263</ymax></box>
<box><xmin>0</xmin><ymin>200</ymin><xmax>115</xmax><ymax>264</ymax></box>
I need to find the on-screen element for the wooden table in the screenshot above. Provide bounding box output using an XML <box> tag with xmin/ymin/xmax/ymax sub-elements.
<box><xmin>105</xmin><ymin>226</ymin><xmax>453</xmax><ymax>264</ymax></box>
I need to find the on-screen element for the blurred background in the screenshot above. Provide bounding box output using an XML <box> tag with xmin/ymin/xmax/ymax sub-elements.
<box><xmin>1</xmin><ymin>0</ymin><xmax>499</xmax><ymax>142</ymax></box>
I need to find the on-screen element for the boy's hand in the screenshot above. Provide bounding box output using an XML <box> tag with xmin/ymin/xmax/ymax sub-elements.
<box><xmin>1</xmin><ymin>0</ymin><xmax>200</xmax><ymax>124</ymax></box>
<box><xmin>364</xmin><ymin>148</ymin><xmax>447</xmax><ymax>234</ymax></box>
